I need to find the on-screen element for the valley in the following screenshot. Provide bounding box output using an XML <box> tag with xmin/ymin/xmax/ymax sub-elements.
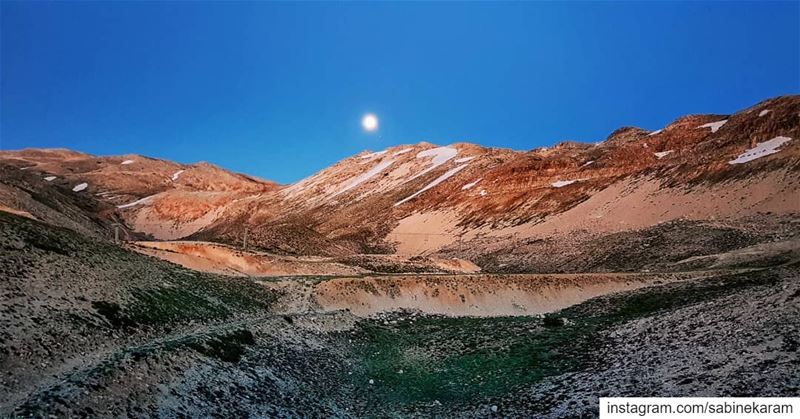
<box><xmin>1</xmin><ymin>212</ymin><xmax>797</xmax><ymax>417</ymax></box>
<box><xmin>1</xmin><ymin>95</ymin><xmax>798</xmax><ymax>416</ymax></box>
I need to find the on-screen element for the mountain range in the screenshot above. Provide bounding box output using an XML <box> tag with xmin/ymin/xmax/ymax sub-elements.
<box><xmin>1</xmin><ymin>95</ymin><xmax>798</xmax><ymax>274</ymax></box>
<box><xmin>2</xmin><ymin>94</ymin><xmax>799</xmax><ymax>417</ymax></box>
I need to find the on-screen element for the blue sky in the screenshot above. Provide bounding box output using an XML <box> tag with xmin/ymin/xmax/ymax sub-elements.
<box><xmin>2</xmin><ymin>1</ymin><xmax>798</xmax><ymax>183</ymax></box>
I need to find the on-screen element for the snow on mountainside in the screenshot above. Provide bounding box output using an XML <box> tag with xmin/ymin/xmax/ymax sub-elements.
<box><xmin>332</xmin><ymin>158</ymin><xmax>395</xmax><ymax>198</ymax></box>
<box><xmin>396</xmin><ymin>163</ymin><xmax>471</xmax><ymax>206</ymax></box>
<box><xmin>462</xmin><ymin>178</ymin><xmax>482</xmax><ymax>190</ymax></box>
<box><xmin>698</xmin><ymin>119</ymin><xmax>727</xmax><ymax>133</ymax></box>
<box><xmin>728</xmin><ymin>136</ymin><xmax>792</xmax><ymax>164</ymax></box>
<box><xmin>408</xmin><ymin>146</ymin><xmax>459</xmax><ymax>181</ymax></box>
<box><xmin>1</xmin><ymin>95</ymin><xmax>798</xmax><ymax>271</ymax></box>
<box><xmin>551</xmin><ymin>180</ymin><xmax>578</xmax><ymax>188</ymax></box>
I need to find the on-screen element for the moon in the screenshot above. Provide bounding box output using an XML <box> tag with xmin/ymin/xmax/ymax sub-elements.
<box><xmin>362</xmin><ymin>114</ymin><xmax>378</xmax><ymax>132</ymax></box>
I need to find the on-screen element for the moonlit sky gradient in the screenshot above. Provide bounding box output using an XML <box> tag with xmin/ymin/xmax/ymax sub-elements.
<box><xmin>1</xmin><ymin>1</ymin><xmax>798</xmax><ymax>183</ymax></box>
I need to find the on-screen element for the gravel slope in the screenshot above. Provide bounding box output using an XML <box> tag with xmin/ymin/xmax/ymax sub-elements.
<box><xmin>1</xmin><ymin>211</ymin><xmax>797</xmax><ymax>417</ymax></box>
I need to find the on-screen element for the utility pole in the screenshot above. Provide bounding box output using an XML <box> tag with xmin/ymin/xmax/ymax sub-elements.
<box><xmin>114</xmin><ymin>225</ymin><xmax>120</xmax><ymax>244</ymax></box>
<box><xmin>243</xmin><ymin>227</ymin><xmax>248</xmax><ymax>251</ymax></box>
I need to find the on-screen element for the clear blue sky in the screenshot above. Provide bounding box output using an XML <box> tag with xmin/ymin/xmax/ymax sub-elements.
<box><xmin>2</xmin><ymin>1</ymin><xmax>798</xmax><ymax>183</ymax></box>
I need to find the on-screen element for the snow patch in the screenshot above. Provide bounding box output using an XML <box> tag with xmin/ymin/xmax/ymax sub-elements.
<box><xmin>759</xmin><ymin>109</ymin><xmax>770</xmax><ymax>117</ymax></box>
<box><xmin>121</xmin><ymin>160</ymin><xmax>135</xmax><ymax>165</ymax></box>
<box><xmin>648</xmin><ymin>129</ymin><xmax>663</xmax><ymax>136</ymax></box>
<box><xmin>728</xmin><ymin>136</ymin><xmax>792</xmax><ymax>165</ymax></box>
<box><xmin>551</xmin><ymin>180</ymin><xmax>577</xmax><ymax>188</ymax></box>
<box><xmin>462</xmin><ymin>178</ymin><xmax>482</xmax><ymax>190</ymax></box>
<box><xmin>698</xmin><ymin>119</ymin><xmax>727</xmax><ymax>133</ymax></box>
<box><xmin>392</xmin><ymin>148</ymin><xmax>413</xmax><ymax>156</ymax></box>
<box><xmin>480</xmin><ymin>189</ymin><xmax>487</xmax><ymax>197</ymax></box>
<box><xmin>171</xmin><ymin>170</ymin><xmax>185</xmax><ymax>181</ymax></box>
<box><xmin>395</xmin><ymin>163</ymin><xmax>469</xmax><ymax>206</ymax></box>
<box><xmin>44</xmin><ymin>176</ymin><xmax>57</xmax><ymax>181</ymax></box>
<box><xmin>333</xmin><ymin>159</ymin><xmax>395</xmax><ymax>197</ymax></box>
<box><xmin>654</xmin><ymin>150</ymin><xmax>673</xmax><ymax>159</ymax></box>
<box><xmin>454</xmin><ymin>156</ymin><xmax>475</xmax><ymax>163</ymax></box>
<box><xmin>360</xmin><ymin>150</ymin><xmax>386</xmax><ymax>159</ymax></box>
<box><xmin>117</xmin><ymin>196</ymin><xmax>153</xmax><ymax>209</ymax></box>
<box><xmin>581</xmin><ymin>160</ymin><xmax>594</xmax><ymax>167</ymax></box>
<box><xmin>72</xmin><ymin>183</ymin><xmax>88</xmax><ymax>192</ymax></box>
<box><xmin>409</xmin><ymin>146</ymin><xmax>458</xmax><ymax>180</ymax></box>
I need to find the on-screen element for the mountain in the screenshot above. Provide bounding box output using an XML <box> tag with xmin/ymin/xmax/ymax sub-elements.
<box><xmin>1</xmin><ymin>95</ymin><xmax>799</xmax><ymax>417</ymax></box>
<box><xmin>0</xmin><ymin>150</ymin><xmax>277</xmax><ymax>239</ymax></box>
<box><xmin>1</xmin><ymin>95</ymin><xmax>798</xmax><ymax>273</ymax></box>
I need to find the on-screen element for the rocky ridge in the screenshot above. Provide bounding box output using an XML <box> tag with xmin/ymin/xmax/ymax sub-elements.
<box><xmin>1</xmin><ymin>95</ymin><xmax>798</xmax><ymax>272</ymax></box>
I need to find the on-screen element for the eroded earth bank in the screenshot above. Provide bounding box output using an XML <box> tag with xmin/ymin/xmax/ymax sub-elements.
<box><xmin>1</xmin><ymin>212</ymin><xmax>798</xmax><ymax>417</ymax></box>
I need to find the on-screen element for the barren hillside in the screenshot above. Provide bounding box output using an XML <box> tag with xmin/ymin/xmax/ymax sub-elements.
<box><xmin>1</xmin><ymin>95</ymin><xmax>798</xmax><ymax>272</ymax></box>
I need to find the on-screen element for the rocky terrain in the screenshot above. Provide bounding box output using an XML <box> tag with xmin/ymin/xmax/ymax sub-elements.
<box><xmin>0</xmin><ymin>95</ymin><xmax>798</xmax><ymax>416</ymax></box>
<box><xmin>0</xmin><ymin>212</ymin><xmax>797</xmax><ymax>417</ymax></box>
<box><xmin>1</xmin><ymin>95</ymin><xmax>798</xmax><ymax>273</ymax></box>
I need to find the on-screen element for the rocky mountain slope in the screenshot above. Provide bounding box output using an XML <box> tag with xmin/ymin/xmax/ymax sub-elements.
<box><xmin>1</xmin><ymin>95</ymin><xmax>798</xmax><ymax>272</ymax></box>
<box><xmin>0</xmin><ymin>149</ymin><xmax>276</xmax><ymax>241</ymax></box>
<box><xmin>1</xmin><ymin>212</ymin><xmax>796</xmax><ymax>416</ymax></box>
<box><xmin>1</xmin><ymin>95</ymin><xmax>798</xmax><ymax>416</ymax></box>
